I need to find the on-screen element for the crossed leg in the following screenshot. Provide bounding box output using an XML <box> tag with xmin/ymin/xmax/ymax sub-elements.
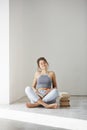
<box><xmin>26</xmin><ymin>99</ymin><xmax>58</xmax><ymax>109</ymax></box>
<box><xmin>25</xmin><ymin>86</ymin><xmax>58</xmax><ymax>109</ymax></box>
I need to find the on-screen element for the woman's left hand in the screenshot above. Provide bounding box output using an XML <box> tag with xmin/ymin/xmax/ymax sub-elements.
<box><xmin>45</xmin><ymin>89</ymin><xmax>51</xmax><ymax>94</ymax></box>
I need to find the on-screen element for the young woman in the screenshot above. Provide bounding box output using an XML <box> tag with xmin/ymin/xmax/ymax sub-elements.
<box><xmin>25</xmin><ymin>57</ymin><xmax>59</xmax><ymax>109</ymax></box>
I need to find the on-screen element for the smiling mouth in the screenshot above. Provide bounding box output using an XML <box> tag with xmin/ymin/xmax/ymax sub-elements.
<box><xmin>42</xmin><ymin>66</ymin><xmax>46</xmax><ymax>67</ymax></box>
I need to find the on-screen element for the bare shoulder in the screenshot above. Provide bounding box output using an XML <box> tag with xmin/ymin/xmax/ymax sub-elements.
<box><xmin>49</xmin><ymin>71</ymin><xmax>55</xmax><ymax>75</ymax></box>
<box><xmin>48</xmin><ymin>71</ymin><xmax>56</xmax><ymax>77</ymax></box>
<box><xmin>34</xmin><ymin>71</ymin><xmax>41</xmax><ymax>77</ymax></box>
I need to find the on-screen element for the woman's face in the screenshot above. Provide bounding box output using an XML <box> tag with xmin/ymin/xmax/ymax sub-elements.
<box><xmin>39</xmin><ymin>60</ymin><xmax>48</xmax><ymax>70</ymax></box>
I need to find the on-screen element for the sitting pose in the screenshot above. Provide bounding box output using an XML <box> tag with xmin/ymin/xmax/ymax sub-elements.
<box><xmin>25</xmin><ymin>57</ymin><xmax>59</xmax><ymax>109</ymax></box>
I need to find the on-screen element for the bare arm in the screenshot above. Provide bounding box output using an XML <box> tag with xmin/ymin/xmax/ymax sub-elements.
<box><xmin>52</xmin><ymin>72</ymin><xmax>58</xmax><ymax>88</ymax></box>
<box><xmin>32</xmin><ymin>72</ymin><xmax>38</xmax><ymax>92</ymax></box>
<box><xmin>32</xmin><ymin>72</ymin><xmax>43</xmax><ymax>98</ymax></box>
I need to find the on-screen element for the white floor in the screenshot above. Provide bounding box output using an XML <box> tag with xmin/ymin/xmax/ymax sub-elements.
<box><xmin>0</xmin><ymin>118</ymin><xmax>65</xmax><ymax>130</ymax></box>
<box><xmin>0</xmin><ymin>96</ymin><xmax>87</xmax><ymax>130</ymax></box>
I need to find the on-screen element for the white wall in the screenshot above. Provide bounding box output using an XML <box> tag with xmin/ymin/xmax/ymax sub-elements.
<box><xmin>22</xmin><ymin>0</ymin><xmax>87</xmax><ymax>95</ymax></box>
<box><xmin>0</xmin><ymin>0</ymin><xmax>9</xmax><ymax>104</ymax></box>
<box><xmin>9</xmin><ymin>0</ymin><xmax>30</xmax><ymax>103</ymax></box>
<box><xmin>9</xmin><ymin>0</ymin><xmax>87</xmax><ymax>103</ymax></box>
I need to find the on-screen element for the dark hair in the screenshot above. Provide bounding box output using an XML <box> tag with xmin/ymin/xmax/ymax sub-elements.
<box><xmin>37</xmin><ymin>57</ymin><xmax>49</xmax><ymax>68</ymax></box>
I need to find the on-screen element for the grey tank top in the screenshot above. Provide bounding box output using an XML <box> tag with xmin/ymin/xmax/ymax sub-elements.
<box><xmin>36</xmin><ymin>75</ymin><xmax>52</xmax><ymax>89</ymax></box>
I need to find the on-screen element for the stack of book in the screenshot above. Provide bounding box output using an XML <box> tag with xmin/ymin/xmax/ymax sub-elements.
<box><xmin>59</xmin><ymin>97</ymin><xmax>70</xmax><ymax>107</ymax></box>
<box><xmin>59</xmin><ymin>92</ymin><xmax>70</xmax><ymax>107</ymax></box>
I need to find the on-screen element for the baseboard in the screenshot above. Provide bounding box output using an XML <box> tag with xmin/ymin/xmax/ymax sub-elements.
<box><xmin>70</xmin><ymin>95</ymin><xmax>87</xmax><ymax>97</ymax></box>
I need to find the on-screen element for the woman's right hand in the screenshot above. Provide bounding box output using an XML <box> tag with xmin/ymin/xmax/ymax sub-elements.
<box><xmin>34</xmin><ymin>89</ymin><xmax>43</xmax><ymax>98</ymax></box>
<box><xmin>37</xmin><ymin>92</ymin><xmax>43</xmax><ymax>98</ymax></box>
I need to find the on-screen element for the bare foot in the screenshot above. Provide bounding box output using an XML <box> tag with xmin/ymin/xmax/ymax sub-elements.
<box><xmin>26</xmin><ymin>102</ymin><xmax>40</xmax><ymax>108</ymax></box>
<box><xmin>45</xmin><ymin>103</ymin><xmax>58</xmax><ymax>109</ymax></box>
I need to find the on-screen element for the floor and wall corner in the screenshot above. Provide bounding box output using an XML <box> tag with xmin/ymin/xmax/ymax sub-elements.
<box><xmin>0</xmin><ymin>0</ymin><xmax>87</xmax><ymax>130</ymax></box>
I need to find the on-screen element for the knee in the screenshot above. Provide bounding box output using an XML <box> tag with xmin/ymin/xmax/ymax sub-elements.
<box><xmin>52</xmin><ymin>88</ymin><xmax>59</xmax><ymax>97</ymax></box>
<box><xmin>25</xmin><ymin>86</ymin><xmax>31</xmax><ymax>94</ymax></box>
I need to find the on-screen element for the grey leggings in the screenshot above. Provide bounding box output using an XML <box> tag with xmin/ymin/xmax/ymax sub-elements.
<box><xmin>25</xmin><ymin>86</ymin><xmax>59</xmax><ymax>104</ymax></box>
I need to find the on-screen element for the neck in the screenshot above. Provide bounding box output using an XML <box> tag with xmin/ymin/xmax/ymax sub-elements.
<box><xmin>41</xmin><ymin>69</ymin><xmax>48</xmax><ymax>74</ymax></box>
